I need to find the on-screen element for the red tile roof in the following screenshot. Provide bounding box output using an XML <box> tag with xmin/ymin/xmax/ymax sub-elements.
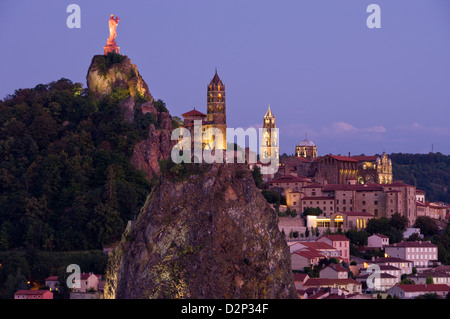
<box><xmin>370</xmin><ymin>257</ymin><xmax>411</xmax><ymax>264</ymax></box>
<box><xmin>296</xmin><ymin>241</ymin><xmax>336</xmax><ymax>250</ymax></box>
<box><xmin>301</xmin><ymin>183</ymin><xmax>324</xmax><ymax>189</ymax></box>
<box><xmin>301</xmin><ymin>196</ymin><xmax>334</xmax><ymax>201</ymax></box>
<box><xmin>351</xmin><ymin>156</ymin><xmax>379</xmax><ymax>162</ymax></box>
<box><xmin>292</xmin><ymin>250</ymin><xmax>325</xmax><ymax>259</ymax></box>
<box><xmin>357</xmin><ymin>272</ymin><xmax>397</xmax><ymax>279</ymax></box>
<box><xmin>268</xmin><ymin>175</ymin><xmax>311</xmax><ymax>184</ymax></box>
<box><xmin>371</xmin><ymin>233</ymin><xmax>389</xmax><ymax>239</ymax></box>
<box><xmin>15</xmin><ymin>290</ymin><xmax>51</xmax><ymax>296</ymax></box>
<box><xmin>293</xmin><ymin>273</ymin><xmax>309</xmax><ymax>281</ymax></box>
<box><xmin>181</xmin><ymin>109</ymin><xmax>207</xmax><ymax>117</ymax></box>
<box><xmin>319</xmin><ymin>234</ymin><xmax>350</xmax><ymax>242</ymax></box>
<box><xmin>383</xmin><ymin>181</ymin><xmax>415</xmax><ymax>188</ymax></box>
<box><xmin>394</xmin><ymin>284</ymin><xmax>450</xmax><ymax>293</ymax></box>
<box><xmin>386</xmin><ymin>241</ymin><xmax>436</xmax><ymax>248</ymax></box>
<box><xmin>323</xmin><ymin>184</ymin><xmax>383</xmax><ymax>192</ymax></box>
<box><xmin>323</xmin><ymin>155</ymin><xmax>359</xmax><ymax>162</ymax></box>
<box><xmin>323</xmin><ymin>264</ymin><xmax>348</xmax><ymax>273</ymax></box>
<box><xmin>304</xmin><ymin>278</ymin><xmax>362</xmax><ymax>286</ymax></box>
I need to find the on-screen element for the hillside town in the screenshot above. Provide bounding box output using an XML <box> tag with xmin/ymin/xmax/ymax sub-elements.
<box><xmin>2</xmin><ymin>8</ymin><xmax>449</xmax><ymax>301</ymax></box>
<box><xmin>246</xmin><ymin>107</ymin><xmax>449</xmax><ymax>299</ymax></box>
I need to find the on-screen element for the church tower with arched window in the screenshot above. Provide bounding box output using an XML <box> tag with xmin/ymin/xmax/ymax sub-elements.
<box><xmin>204</xmin><ymin>70</ymin><xmax>227</xmax><ymax>149</ymax></box>
<box><xmin>260</xmin><ymin>106</ymin><xmax>279</xmax><ymax>161</ymax></box>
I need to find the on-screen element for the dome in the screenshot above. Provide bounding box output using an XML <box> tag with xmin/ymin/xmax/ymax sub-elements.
<box><xmin>297</xmin><ymin>138</ymin><xmax>315</xmax><ymax>147</ymax></box>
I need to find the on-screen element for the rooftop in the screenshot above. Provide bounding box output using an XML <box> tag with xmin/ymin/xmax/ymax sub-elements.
<box><xmin>14</xmin><ymin>290</ymin><xmax>52</xmax><ymax>295</ymax></box>
<box><xmin>318</xmin><ymin>234</ymin><xmax>350</xmax><ymax>242</ymax></box>
<box><xmin>181</xmin><ymin>108</ymin><xmax>207</xmax><ymax>117</ymax></box>
<box><xmin>304</xmin><ymin>278</ymin><xmax>362</xmax><ymax>286</ymax></box>
<box><xmin>393</xmin><ymin>284</ymin><xmax>450</xmax><ymax>293</ymax></box>
<box><xmin>386</xmin><ymin>241</ymin><xmax>436</xmax><ymax>248</ymax></box>
<box><xmin>268</xmin><ymin>175</ymin><xmax>311</xmax><ymax>184</ymax></box>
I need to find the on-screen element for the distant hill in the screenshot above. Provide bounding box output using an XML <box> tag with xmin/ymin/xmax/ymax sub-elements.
<box><xmin>390</xmin><ymin>152</ymin><xmax>450</xmax><ymax>203</ymax></box>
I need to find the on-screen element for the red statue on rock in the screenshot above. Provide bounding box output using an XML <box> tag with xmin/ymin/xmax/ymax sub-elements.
<box><xmin>104</xmin><ymin>14</ymin><xmax>120</xmax><ymax>55</ymax></box>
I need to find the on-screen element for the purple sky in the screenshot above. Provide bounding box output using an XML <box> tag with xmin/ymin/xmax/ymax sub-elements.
<box><xmin>1</xmin><ymin>0</ymin><xmax>449</xmax><ymax>156</ymax></box>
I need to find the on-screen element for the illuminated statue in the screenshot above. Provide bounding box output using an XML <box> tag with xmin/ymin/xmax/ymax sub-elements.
<box><xmin>107</xmin><ymin>14</ymin><xmax>120</xmax><ymax>45</ymax></box>
<box><xmin>104</xmin><ymin>14</ymin><xmax>120</xmax><ymax>55</ymax></box>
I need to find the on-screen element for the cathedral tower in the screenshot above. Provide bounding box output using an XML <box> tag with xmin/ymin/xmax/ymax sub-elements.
<box><xmin>204</xmin><ymin>70</ymin><xmax>227</xmax><ymax>150</ymax></box>
<box><xmin>260</xmin><ymin>106</ymin><xmax>279</xmax><ymax>161</ymax></box>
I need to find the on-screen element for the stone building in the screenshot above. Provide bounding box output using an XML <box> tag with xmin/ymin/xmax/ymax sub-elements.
<box><xmin>295</xmin><ymin>137</ymin><xmax>317</xmax><ymax>160</ymax></box>
<box><xmin>284</xmin><ymin>181</ymin><xmax>418</xmax><ymax>227</ymax></box>
<box><xmin>260</xmin><ymin>106</ymin><xmax>279</xmax><ymax>161</ymax></box>
<box><xmin>181</xmin><ymin>70</ymin><xmax>227</xmax><ymax>150</ymax></box>
<box><xmin>315</xmin><ymin>155</ymin><xmax>359</xmax><ymax>185</ymax></box>
<box><xmin>352</xmin><ymin>152</ymin><xmax>393</xmax><ymax>184</ymax></box>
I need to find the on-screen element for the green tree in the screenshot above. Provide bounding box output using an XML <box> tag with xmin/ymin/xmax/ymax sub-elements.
<box><xmin>414</xmin><ymin>216</ymin><xmax>438</xmax><ymax>237</ymax></box>
<box><xmin>425</xmin><ymin>275</ymin><xmax>434</xmax><ymax>284</ymax></box>
<box><xmin>252</xmin><ymin>166</ymin><xmax>263</xmax><ymax>189</ymax></box>
<box><xmin>345</xmin><ymin>229</ymin><xmax>369</xmax><ymax>247</ymax></box>
<box><xmin>390</xmin><ymin>212</ymin><xmax>408</xmax><ymax>231</ymax></box>
<box><xmin>303</xmin><ymin>207</ymin><xmax>322</xmax><ymax>216</ymax></box>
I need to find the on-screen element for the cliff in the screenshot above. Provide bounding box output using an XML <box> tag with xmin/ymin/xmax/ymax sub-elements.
<box><xmin>103</xmin><ymin>163</ymin><xmax>297</xmax><ymax>299</ymax></box>
<box><xmin>86</xmin><ymin>54</ymin><xmax>175</xmax><ymax>179</ymax></box>
<box><xmin>87</xmin><ymin>53</ymin><xmax>153</xmax><ymax>101</ymax></box>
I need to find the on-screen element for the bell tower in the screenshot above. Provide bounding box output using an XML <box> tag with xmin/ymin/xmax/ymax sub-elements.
<box><xmin>204</xmin><ymin>70</ymin><xmax>227</xmax><ymax>149</ymax></box>
<box><xmin>260</xmin><ymin>106</ymin><xmax>278</xmax><ymax>161</ymax></box>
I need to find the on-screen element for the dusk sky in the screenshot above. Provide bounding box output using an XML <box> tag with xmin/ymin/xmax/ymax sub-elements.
<box><xmin>1</xmin><ymin>1</ymin><xmax>449</xmax><ymax>156</ymax></box>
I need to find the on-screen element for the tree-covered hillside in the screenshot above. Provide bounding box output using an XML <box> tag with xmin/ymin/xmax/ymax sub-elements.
<box><xmin>0</xmin><ymin>78</ymin><xmax>164</xmax><ymax>251</ymax></box>
<box><xmin>390</xmin><ymin>152</ymin><xmax>450</xmax><ymax>203</ymax></box>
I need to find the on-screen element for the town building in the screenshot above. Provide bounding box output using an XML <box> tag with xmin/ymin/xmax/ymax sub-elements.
<box><xmin>319</xmin><ymin>264</ymin><xmax>349</xmax><ymax>279</ymax></box>
<box><xmin>181</xmin><ymin>71</ymin><xmax>227</xmax><ymax>150</ymax></box>
<box><xmin>317</xmin><ymin>235</ymin><xmax>350</xmax><ymax>263</ymax></box>
<box><xmin>387</xmin><ymin>284</ymin><xmax>450</xmax><ymax>299</ymax></box>
<box><xmin>293</xmin><ymin>273</ymin><xmax>310</xmax><ymax>290</ymax></box>
<box><xmin>305</xmin><ymin>211</ymin><xmax>373</xmax><ymax>230</ymax></box>
<box><xmin>364</xmin><ymin>257</ymin><xmax>413</xmax><ymax>275</ymax></box>
<box><xmin>407</xmin><ymin>271</ymin><xmax>450</xmax><ymax>285</ymax></box>
<box><xmin>303</xmin><ymin>278</ymin><xmax>362</xmax><ymax>294</ymax></box>
<box><xmin>45</xmin><ymin>276</ymin><xmax>59</xmax><ymax>292</ymax></box>
<box><xmin>14</xmin><ymin>290</ymin><xmax>53</xmax><ymax>299</ymax></box>
<box><xmin>47</xmin><ymin>272</ymin><xmax>102</xmax><ymax>293</ymax></box>
<box><xmin>385</xmin><ymin>241</ymin><xmax>438</xmax><ymax>268</ymax></box>
<box><xmin>315</xmin><ymin>155</ymin><xmax>359</xmax><ymax>185</ymax></box>
<box><xmin>367</xmin><ymin>233</ymin><xmax>390</xmax><ymax>249</ymax></box>
<box><xmin>356</xmin><ymin>272</ymin><xmax>398</xmax><ymax>292</ymax></box>
<box><xmin>295</xmin><ymin>137</ymin><xmax>317</xmax><ymax>161</ymax></box>
<box><xmin>291</xmin><ymin>249</ymin><xmax>325</xmax><ymax>271</ymax></box>
<box><xmin>290</xmin><ymin>241</ymin><xmax>340</xmax><ymax>259</ymax></box>
<box><xmin>285</xmin><ymin>181</ymin><xmax>418</xmax><ymax>227</ymax></box>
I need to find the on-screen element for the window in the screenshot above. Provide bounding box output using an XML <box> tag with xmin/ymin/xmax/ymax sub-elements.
<box><xmin>374</xmin><ymin>201</ymin><xmax>378</xmax><ymax>205</ymax></box>
<box><xmin>362</xmin><ymin>201</ymin><xmax>366</xmax><ymax>205</ymax></box>
<box><xmin>343</xmin><ymin>199</ymin><xmax>346</xmax><ymax>204</ymax></box>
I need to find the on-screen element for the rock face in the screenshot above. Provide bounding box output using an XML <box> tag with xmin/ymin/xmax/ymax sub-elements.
<box><xmin>86</xmin><ymin>54</ymin><xmax>153</xmax><ymax>101</ymax></box>
<box><xmin>129</xmin><ymin>101</ymin><xmax>176</xmax><ymax>179</ymax></box>
<box><xmin>104</xmin><ymin>163</ymin><xmax>297</xmax><ymax>299</ymax></box>
<box><xmin>86</xmin><ymin>54</ymin><xmax>174</xmax><ymax>180</ymax></box>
